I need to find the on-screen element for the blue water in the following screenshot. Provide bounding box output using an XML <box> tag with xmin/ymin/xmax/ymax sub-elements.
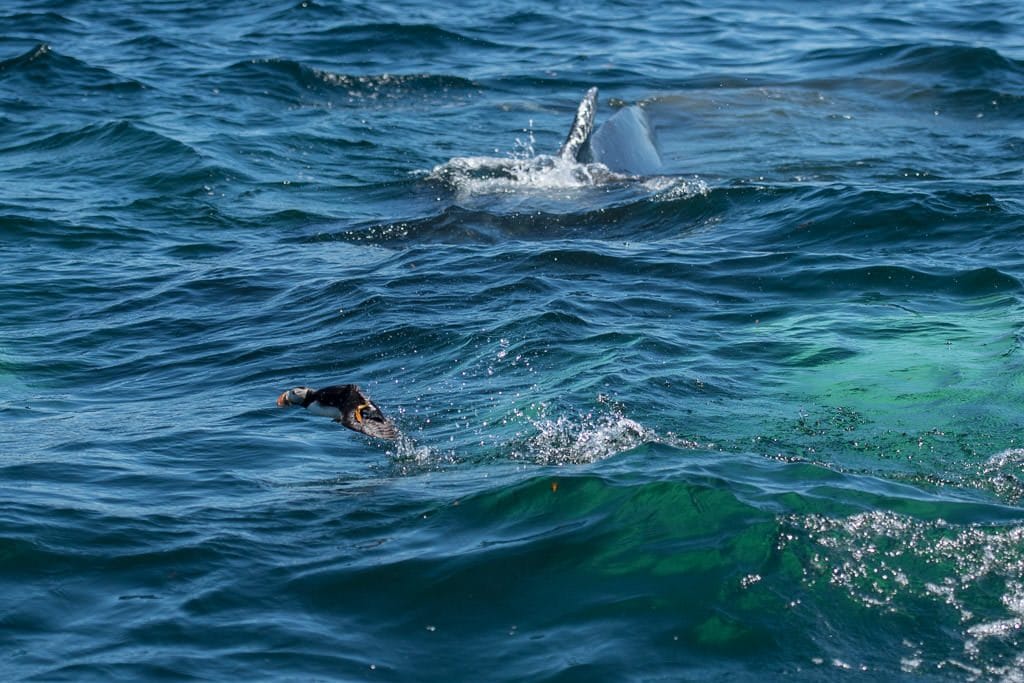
<box><xmin>3</xmin><ymin>0</ymin><xmax>1024</xmax><ymax>679</ymax></box>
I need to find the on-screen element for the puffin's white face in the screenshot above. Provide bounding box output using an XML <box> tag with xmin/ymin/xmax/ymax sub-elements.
<box><xmin>277</xmin><ymin>386</ymin><xmax>312</xmax><ymax>407</ymax></box>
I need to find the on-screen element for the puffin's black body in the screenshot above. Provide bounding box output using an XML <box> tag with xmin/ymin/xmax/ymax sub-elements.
<box><xmin>277</xmin><ymin>384</ymin><xmax>398</xmax><ymax>440</ymax></box>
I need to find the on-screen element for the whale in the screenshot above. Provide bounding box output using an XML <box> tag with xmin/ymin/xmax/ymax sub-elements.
<box><xmin>558</xmin><ymin>87</ymin><xmax>662</xmax><ymax>176</ymax></box>
<box><xmin>426</xmin><ymin>86</ymin><xmax>680</xmax><ymax>200</ymax></box>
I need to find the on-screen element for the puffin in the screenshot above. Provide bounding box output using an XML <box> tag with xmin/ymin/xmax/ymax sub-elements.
<box><xmin>276</xmin><ymin>384</ymin><xmax>399</xmax><ymax>440</ymax></box>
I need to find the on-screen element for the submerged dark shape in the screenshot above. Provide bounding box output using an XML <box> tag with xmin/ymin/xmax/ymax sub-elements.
<box><xmin>558</xmin><ymin>86</ymin><xmax>662</xmax><ymax>176</ymax></box>
<box><xmin>276</xmin><ymin>384</ymin><xmax>398</xmax><ymax>440</ymax></box>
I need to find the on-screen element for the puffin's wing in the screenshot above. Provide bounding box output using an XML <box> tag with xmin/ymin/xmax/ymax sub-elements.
<box><xmin>339</xmin><ymin>388</ymin><xmax>399</xmax><ymax>440</ymax></box>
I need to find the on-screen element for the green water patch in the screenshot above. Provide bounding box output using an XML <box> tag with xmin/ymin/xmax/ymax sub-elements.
<box><xmin>747</xmin><ymin>298</ymin><xmax>1024</xmax><ymax>479</ymax></box>
<box><xmin>370</xmin><ymin>453</ymin><xmax>1024</xmax><ymax>675</ymax></box>
<box><xmin>780</xmin><ymin>510</ymin><xmax>1024</xmax><ymax>677</ymax></box>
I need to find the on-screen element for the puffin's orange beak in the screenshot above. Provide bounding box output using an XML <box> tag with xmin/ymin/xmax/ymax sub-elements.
<box><xmin>276</xmin><ymin>391</ymin><xmax>288</xmax><ymax>407</ymax></box>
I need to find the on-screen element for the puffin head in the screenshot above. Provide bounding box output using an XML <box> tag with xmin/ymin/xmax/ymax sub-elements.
<box><xmin>277</xmin><ymin>386</ymin><xmax>313</xmax><ymax>408</ymax></box>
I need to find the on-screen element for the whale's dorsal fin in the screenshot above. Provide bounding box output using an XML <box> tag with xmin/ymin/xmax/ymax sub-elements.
<box><xmin>558</xmin><ymin>87</ymin><xmax>598</xmax><ymax>162</ymax></box>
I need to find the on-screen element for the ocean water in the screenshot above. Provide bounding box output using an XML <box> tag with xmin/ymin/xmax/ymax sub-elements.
<box><xmin>2</xmin><ymin>0</ymin><xmax>1024</xmax><ymax>679</ymax></box>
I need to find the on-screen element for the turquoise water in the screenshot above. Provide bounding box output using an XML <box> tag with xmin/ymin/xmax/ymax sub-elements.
<box><xmin>3</xmin><ymin>1</ymin><xmax>1024</xmax><ymax>679</ymax></box>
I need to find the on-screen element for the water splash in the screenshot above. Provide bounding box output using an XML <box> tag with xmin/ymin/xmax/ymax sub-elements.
<box><xmin>513</xmin><ymin>411</ymin><xmax>651</xmax><ymax>465</ymax></box>
<box><xmin>382</xmin><ymin>432</ymin><xmax>458</xmax><ymax>476</ymax></box>
<box><xmin>980</xmin><ymin>449</ymin><xmax>1024</xmax><ymax>506</ymax></box>
<box><xmin>506</xmin><ymin>399</ymin><xmax>700</xmax><ymax>465</ymax></box>
<box><xmin>426</xmin><ymin>123</ymin><xmax>707</xmax><ymax>202</ymax></box>
<box><xmin>427</xmin><ymin>152</ymin><xmax>622</xmax><ymax>197</ymax></box>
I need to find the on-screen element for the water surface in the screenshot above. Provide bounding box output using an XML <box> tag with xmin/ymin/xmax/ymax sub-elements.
<box><xmin>2</xmin><ymin>0</ymin><xmax>1024</xmax><ymax>679</ymax></box>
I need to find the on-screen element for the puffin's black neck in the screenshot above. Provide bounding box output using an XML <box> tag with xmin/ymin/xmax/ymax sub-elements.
<box><xmin>301</xmin><ymin>389</ymin><xmax>318</xmax><ymax>408</ymax></box>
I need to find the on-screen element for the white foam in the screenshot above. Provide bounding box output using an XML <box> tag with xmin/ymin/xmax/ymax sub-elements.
<box><xmin>516</xmin><ymin>411</ymin><xmax>652</xmax><ymax>465</ymax></box>
<box><xmin>646</xmin><ymin>175</ymin><xmax>710</xmax><ymax>200</ymax></box>
<box><xmin>786</xmin><ymin>510</ymin><xmax>1024</xmax><ymax>677</ymax></box>
<box><xmin>428</xmin><ymin>153</ymin><xmax>624</xmax><ymax>198</ymax></box>
<box><xmin>975</xmin><ymin>448</ymin><xmax>1024</xmax><ymax>505</ymax></box>
<box><xmin>426</xmin><ymin>132</ymin><xmax>707</xmax><ymax>202</ymax></box>
<box><xmin>383</xmin><ymin>433</ymin><xmax>456</xmax><ymax>475</ymax></box>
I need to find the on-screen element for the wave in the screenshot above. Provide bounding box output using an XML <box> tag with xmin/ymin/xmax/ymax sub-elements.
<box><xmin>0</xmin><ymin>213</ymin><xmax>151</xmax><ymax>247</ymax></box>
<box><xmin>0</xmin><ymin>119</ymin><xmax>238</xmax><ymax>204</ymax></box>
<box><xmin>780</xmin><ymin>42</ymin><xmax>1024</xmax><ymax>120</ymax></box>
<box><xmin>744</xmin><ymin>263</ymin><xmax>1021</xmax><ymax>302</ymax></box>
<box><xmin>5</xmin><ymin>119</ymin><xmax>190</xmax><ymax>157</ymax></box>
<box><xmin>313</xmin><ymin>191</ymin><xmax>705</xmax><ymax>245</ymax></box>
<box><xmin>221</xmin><ymin>58</ymin><xmax>478</xmax><ymax>104</ymax></box>
<box><xmin>802</xmin><ymin>43</ymin><xmax>1024</xmax><ymax>82</ymax></box>
<box><xmin>0</xmin><ymin>43</ymin><xmax>146</xmax><ymax>92</ymax></box>
<box><xmin>114</xmin><ymin>34</ymin><xmax>182</xmax><ymax>53</ymax></box>
<box><xmin>751</xmin><ymin>184</ymin><xmax>1024</xmax><ymax>252</ymax></box>
<box><xmin>0</xmin><ymin>10</ymin><xmax>80</xmax><ymax>32</ymax></box>
<box><xmin>273</xmin><ymin>451</ymin><xmax>1024</xmax><ymax>677</ymax></box>
<box><xmin>245</xmin><ymin>19</ymin><xmax>503</xmax><ymax>51</ymax></box>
